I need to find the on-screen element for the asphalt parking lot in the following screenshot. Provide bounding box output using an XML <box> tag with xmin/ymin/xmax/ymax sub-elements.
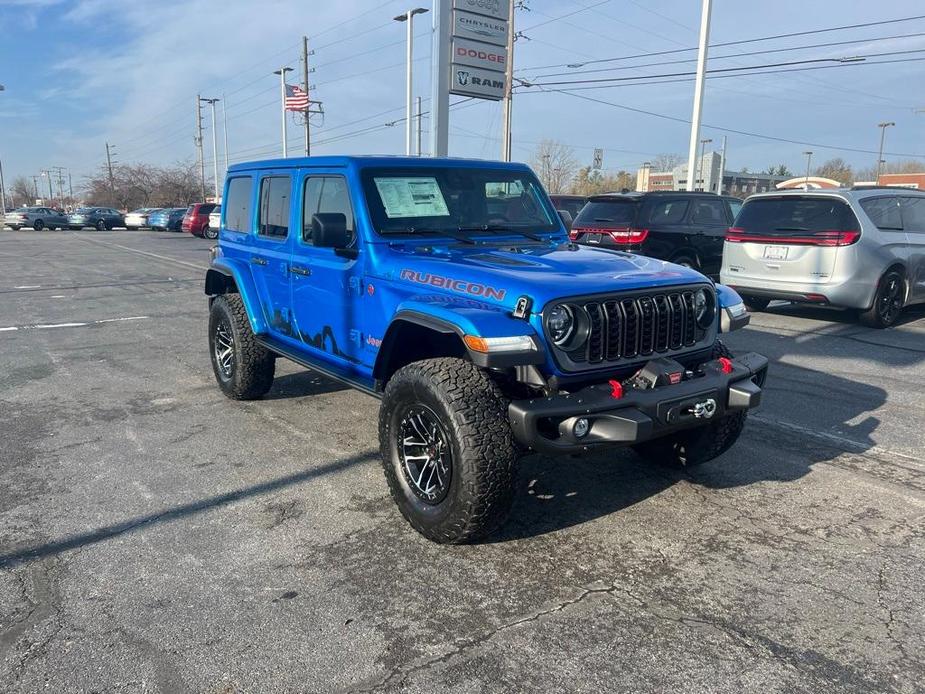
<box><xmin>1</xmin><ymin>229</ymin><xmax>923</xmax><ymax>693</ymax></box>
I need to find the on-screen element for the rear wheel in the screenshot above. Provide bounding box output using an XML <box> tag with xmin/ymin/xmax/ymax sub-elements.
<box><xmin>379</xmin><ymin>358</ymin><xmax>517</xmax><ymax>543</ymax></box>
<box><xmin>33</xmin><ymin>219</ymin><xmax>44</xmax><ymax>231</ymax></box>
<box><xmin>860</xmin><ymin>270</ymin><xmax>904</xmax><ymax>328</ymax></box>
<box><xmin>209</xmin><ymin>294</ymin><xmax>275</xmax><ymax>399</ymax></box>
<box><xmin>671</xmin><ymin>254</ymin><xmax>699</xmax><ymax>270</ymax></box>
<box><xmin>96</xmin><ymin>219</ymin><xmax>106</xmax><ymax>231</ymax></box>
<box><xmin>203</xmin><ymin>224</ymin><xmax>218</xmax><ymax>240</ymax></box>
<box><xmin>742</xmin><ymin>296</ymin><xmax>771</xmax><ymax>312</ymax></box>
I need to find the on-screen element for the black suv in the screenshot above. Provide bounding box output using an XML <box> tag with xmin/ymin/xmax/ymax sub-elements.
<box><xmin>570</xmin><ymin>191</ymin><xmax>742</xmax><ymax>277</ymax></box>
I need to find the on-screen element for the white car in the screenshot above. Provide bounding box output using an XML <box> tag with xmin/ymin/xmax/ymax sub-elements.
<box><xmin>208</xmin><ymin>205</ymin><xmax>221</xmax><ymax>237</ymax></box>
<box><xmin>124</xmin><ymin>208</ymin><xmax>161</xmax><ymax>229</ymax></box>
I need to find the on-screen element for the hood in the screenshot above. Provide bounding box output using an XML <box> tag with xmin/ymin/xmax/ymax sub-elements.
<box><xmin>377</xmin><ymin>240</ymin><xmax>708</xmax><ymax>311</ymax></box>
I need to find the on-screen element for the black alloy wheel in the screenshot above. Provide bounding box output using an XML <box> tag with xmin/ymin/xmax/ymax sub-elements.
<box><xmin>33</xmin><ymin>219</ymin><xmax>44</xmax><ymax>231</ymax></box>
<box><xmin>212</xmin><ymin>314</ymin><xmax>235</xmax><ymax>382</ymax></box>
<box><xmin>861</xmin><ymin>270</ymin><xmax>904</xmax><ymax>328</ymax></box>
<box><xmin>397</xmin><ymin>405</ymin><xmax>453</xmax><ymax>505</ymax></box>
<box><xmin>96</xmin><ymin>219</ymin><xmax>106</xmax><ymax>231</ymax></box>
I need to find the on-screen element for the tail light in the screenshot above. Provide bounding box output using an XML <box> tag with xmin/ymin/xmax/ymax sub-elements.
<box><xmin>725</xmin><ymin>227</ymin><xmax>860</xmax><ymax>247</ymax></box>
<box><xmin>570</xmin><ymin>227</ymin><xmax>648</xmax><ymax>244</ymax></box>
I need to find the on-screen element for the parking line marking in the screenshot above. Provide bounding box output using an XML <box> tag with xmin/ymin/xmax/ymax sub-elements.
<box><xmin>0</xmin><ymin>316</ymin><xmax>149</xmax><ymax>333</ymax></box>
<box><xmin>72</xmin><ymin>236</ymin><xmax>209</xmax><ymax>272</ymax></box>
<box><xmin>14</xmin><ymin>285</ymin><xmax>41</xmax><ymax>289</ymax></box>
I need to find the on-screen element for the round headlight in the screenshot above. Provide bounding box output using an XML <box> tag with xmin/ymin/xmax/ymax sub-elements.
<box><xmin>693</xmin><ymin>288</ymin><xmax>715</xmax><ymax>328</ymax></box>
<box><xmin>547</xmin><ymin>304</ymin><xmax>575</xmax><ymax>345</ymax></box>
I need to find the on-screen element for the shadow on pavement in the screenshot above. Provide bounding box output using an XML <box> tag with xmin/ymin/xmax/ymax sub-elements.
<box><xmin>0</xmin><ymin>449</ymin><xmax>378</xmax><ymax>568</ymax></box>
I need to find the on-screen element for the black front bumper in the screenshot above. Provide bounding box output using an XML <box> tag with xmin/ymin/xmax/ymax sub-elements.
<box><xmin>509</xmin><ymin>352</ymin><xmax>768</xmax><ymax>455</ymax></box>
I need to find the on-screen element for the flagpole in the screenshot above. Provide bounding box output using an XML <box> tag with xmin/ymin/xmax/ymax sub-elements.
<box><xmin>274</xmin><ymin>66</ymin><xmax>293</xmax><ymax>157</ymax></box>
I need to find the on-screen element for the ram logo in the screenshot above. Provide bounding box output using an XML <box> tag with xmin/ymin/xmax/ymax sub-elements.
<box><xmin>456</xmin><ymin>70</ymin><xmax>470</xmax><ymax>86</ymax></box>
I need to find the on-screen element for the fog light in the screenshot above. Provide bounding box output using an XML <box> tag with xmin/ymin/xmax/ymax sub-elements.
<box><xmin>574</xmin><ymin>417</ymin><xmax>590</xmax><ymax>438</ymax></box>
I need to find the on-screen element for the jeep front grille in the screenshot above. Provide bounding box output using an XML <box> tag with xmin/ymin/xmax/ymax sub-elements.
<box><xmin>557</xmin><ymin>288</ymin><xmax>707</xmax><ymax>368</ymax></box>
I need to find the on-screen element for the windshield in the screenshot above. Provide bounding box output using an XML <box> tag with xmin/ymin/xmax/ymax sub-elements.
<box><xmin>360</xmin><ymin>166</ymin><xmax>559</xmax><ymax>236</ymax></box>
<box><xmin>736</xmin><ymin>197</ymin><xmax>858</xmax><ymax>235</ymax></box>
<box><xmin>573</xmin><ymin>199</ymin><xmax>639</xmax><ymax>228</ymax></box>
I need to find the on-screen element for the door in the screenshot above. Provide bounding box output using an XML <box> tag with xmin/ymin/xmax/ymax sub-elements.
<box><xmin>688</xmin><ymin>197</ymin><xmax>730</xmax><ymax>276</ymax></box>
<box><xmin>289</xmin><ymin>172</ymin><xmax>366</xmax><ymax>367</ymax></box>
<box><xmin>900</xmin><ymin>196</ymin><xmax>925</xmax><ymax>302</ymax></box>
<box><xmin>251</xmin><ymin>174</ymin><xmax>297</xmax><ymax>339</ymax></box>
<box><xmin>642</xmin><ymin>197</ymin><xmax>691</xmax><ymax>261</ymax></box>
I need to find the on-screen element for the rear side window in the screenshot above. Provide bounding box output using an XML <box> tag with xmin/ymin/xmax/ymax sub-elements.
<box><xmin>259</xmin><ymin>176</ymin><xmax>290</xmax><ymax>238</ymax></box>
<box><xmin>690</xmin><ymin>199</ymin><xmax>728</xmax><ymax>225</ymax></box>
<box><xmin>735</xmin><ymin>197</ymin><xmax>859</xmax><ymax>235</ymax></box>
<box><xmin>727</xmin><ymin>199</ymin><xmax>743</xmax><ymax>219</ymax></box>
<box><xmin>860</xmin><ymin>197</ymin><xmax>903</xmax><ymax>231</ymax></box>
<box><xmin>225</xmin><ymin>177</ymin><xmax>253</xmax><ymax>233</ymax></box>
<box><xmin>574</xmin><ymin>200</ymin><xmax>639</xmax><ymax>228</ymax></box>
<box><xmin>900</xmin><ymin>197</ymin><xmax>925</xmax><ymax>232</ymax></box>
<box><xmin>646</xmin><ymin>199</ymin><xmax>688</xmax><ymax>225</ymax></box>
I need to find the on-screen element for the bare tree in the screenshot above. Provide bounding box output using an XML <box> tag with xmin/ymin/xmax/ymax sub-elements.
<box><xmin>9</xmin><ymin>176</ymin><xmax>35</xmax><ymax>207</ymax></box>
<box><xmin>82</xmin><ymin>161</ymin><xmax>201</xmax><ymax>211</ymax></box>
<box><xmin>813</xmin><ymin>157</ymin><xmax>854</xmax><ymax>184</ymax></box>
<box><xmin>651</xmin><ymin>153</ymin><xmax>684</xmax><ymax>172</ymax></box>
<box><xmin>571</xmin><ymin>167</ymin><xmax>636</xmax><ymax>195</ymax></box>
<box><xmin>529</xmin><ymin>139</ymin><xmax>579</xmax><ymax>194</ymax></box>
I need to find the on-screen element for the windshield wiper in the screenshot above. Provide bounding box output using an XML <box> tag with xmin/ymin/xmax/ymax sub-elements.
<box><xmin>382</xmin><ymin>227</ymin><xmax>477</xmax><ymax>244</ymax></box>
<box><xmin>774</xmin><ymin>226</ymin><xmax>809</xmax><ymax>231</ymax></box>
<box><xmin>457</xmin><ymin>224</ymin><xmax>545</xmax><ymax>242</ymax></box>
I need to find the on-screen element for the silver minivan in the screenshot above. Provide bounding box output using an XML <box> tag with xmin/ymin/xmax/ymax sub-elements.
<box><xmin>720</xmin><ymin>188</ymin><xmax>925</xmax><ymax>328</ymax></box>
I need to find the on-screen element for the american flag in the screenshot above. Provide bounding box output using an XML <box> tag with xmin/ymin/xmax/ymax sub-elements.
<box><xmin>285</xmin><ymin>84</ymin><xmax>310</xmax><ymax>112</ymax></box>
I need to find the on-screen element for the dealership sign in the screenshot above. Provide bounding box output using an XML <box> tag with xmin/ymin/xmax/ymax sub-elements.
<box><xmin>449</xmin><ymin>1</ymin><xmax>510</xmax><ymax>101</ymax></box>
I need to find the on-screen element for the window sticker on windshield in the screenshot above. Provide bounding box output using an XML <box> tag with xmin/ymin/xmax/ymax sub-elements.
<box><xmin>374</xmin><ymin>177</ymin><xmax>450</xmax><ymax>218</ymax></box>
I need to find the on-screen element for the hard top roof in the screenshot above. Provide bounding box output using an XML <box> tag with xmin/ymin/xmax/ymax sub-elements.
<box><xmin>227</xmin><ymin>155</ymin><xmax>534</xmax><ymax>174</ymax></box>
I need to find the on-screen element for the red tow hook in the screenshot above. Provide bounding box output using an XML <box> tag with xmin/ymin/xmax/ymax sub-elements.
<box><xmin>608</xmin><ymin>379</ymin><xmax>624</xmax><ymax>399</ymax></box>
<box><xmin>718</xmin><ymin>357</ymin><xmax>734</xmax><ymax>374</ymax></box>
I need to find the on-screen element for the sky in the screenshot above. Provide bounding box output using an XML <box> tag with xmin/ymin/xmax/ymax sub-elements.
<box><xmin>1</xmin><ymin>0</ymin><xmax>924</xmax><ymax>195</ymax></box>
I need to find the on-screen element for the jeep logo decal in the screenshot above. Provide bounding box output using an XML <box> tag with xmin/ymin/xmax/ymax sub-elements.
<box><xmin>400</xmin><ymin>269</ymin><xmax>506</xmax><ymax>301</ymax></box>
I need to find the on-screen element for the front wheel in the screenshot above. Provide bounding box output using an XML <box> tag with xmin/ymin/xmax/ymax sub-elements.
<box><xmin>379</xmin><ymin>358</ymin><xmax>517</xmax><ymax>544</ymax></box>
<box><xmin>33</xmin><ymin>219</ymin><xmax>44</xmax><ymax>231</ymax></box>
<box><xmin>208</xmin><ymin>295</ymin><xmax>275</xmax><ymax>399</ymax></box>
<box><xmin>96</xmin><ymin>219</ymin><xmax>107</xmax><ymax>231</ymax></box>
<box><xmin>859</xmin><ymin>270</ymin><xmax>904</xmax><ymax>328</ymax></box>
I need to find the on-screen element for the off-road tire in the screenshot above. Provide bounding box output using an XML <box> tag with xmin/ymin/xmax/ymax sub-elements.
<box><xmin>859</xmin><ymin>269</ymin><xmax>904</xmax><ymax>329</ymax></box>
<box><xmin>379</xmin><ymin>357</ymin><xmax>517</xmax><ymax>544</ymax></box>
<box><xmin>209</xmin><ymin>294</ymin><xmax>275</xmax><ymax>400</ymax></box>
<box><xmin>632</xmin><ymin>340</ymin><xmax>746</xmax><ymax>468</ymax></box>
<box><xmin>742</xmin><ymin>296</ymin><xmax>770</xmax><ymax>312</ymax></box>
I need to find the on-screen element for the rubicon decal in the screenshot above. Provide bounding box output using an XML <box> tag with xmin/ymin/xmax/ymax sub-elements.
<box><xmin>400</xmin><ymin>269</ymin><xmax>506</xmax><ymax>301</ymax></box>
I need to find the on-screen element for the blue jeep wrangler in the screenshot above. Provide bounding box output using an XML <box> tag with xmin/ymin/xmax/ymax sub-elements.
<box><xmin>205</xmin><ymin>156</ymin><xmax>767</xmax><ymax>543</ymax></box>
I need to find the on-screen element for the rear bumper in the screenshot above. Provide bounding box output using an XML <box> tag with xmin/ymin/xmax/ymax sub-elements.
<box><xmin>720</xmin><ymin>275</ymin><xmax>875</xmax><ymax>310</ymax></box>
<box><xmin>509</xmin><ymin>352</ymin><xmax>768</xmax><ymax>455</ymax></box>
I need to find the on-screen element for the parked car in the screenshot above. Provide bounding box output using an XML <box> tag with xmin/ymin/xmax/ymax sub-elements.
<box><xmin>569</xmin><ymin>191</ymin><xmax>741</xmax><ymax>278</ymax></box>
<box><xmin>208</xmin><ymin>205</ymin><xmax>222</xmax><ymax>237</ymax></box>
<box><xmin>205</xmin><ymin>155</ymin><xmax>766</xmax><ymax>543</ymax></box>
<box><xmin>125</xmin><ymin>208</ymin><xmax>161</xmax><ymax>230</ymax></box>
<box><xmin>721</xmin><ymin>187</ymin><xmax>925</xmax><ymax>328</ymax></box>
<box><xmin>68</xmin><ymin>207</ymin><xmax>124</xmax><ymax>230</ymax></box>
<box><xmin>149</xmin><ymin>208</ymin><xmax>186</xmax><ymax>231</ymax></box>
<box><xmin>5</xmin><ymin>206</ymin><xmax>69</xmax><ymax>230</ymax></box>
<box><xmin>549</xmin><ymin>194</ymin><xmax>588</xmax><ymax>228</ymax></box>
<box><xmin>182</xmin><ymin>203</ymin><xmax>217</xmax><ymax>239</ymax></box>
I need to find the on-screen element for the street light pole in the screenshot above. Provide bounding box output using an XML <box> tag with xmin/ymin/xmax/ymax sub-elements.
<box><xmin>698</xmin><ymin>138</ymin><xmax>712</xmax><ymax>191</ymax></box>
<box><xmin>274</xmin><ymin>67</ymin><xmax>294</xmax><ymax>157</ymax></box>
<box><xmin>0</xmin><ymin>84</ymin><xmax>6</xmax><ymax>212</ymax></box>
<box><xmin>500</xmin><ymin>0</ymin><xmax>515</xmax><ymax>161</ymax></box>
<box><xmin>200</xmin><ymin>98</ymin><xmax>221</xmax><ymax>201</ymax></box>
<box><xmin>685</xmin><ymin>0</ymin><xmax>712</xmax><ymax>191</ymax></box>
<box><xmin>876</xmin><ymin>121</ymin><xmax>895</xmax><ymax>181</ymax></box>
<box><xmin>395</xmin><ymin>7</ymin><xmax>429</xmax><ymax>156</ymax></box>
<box><xmin>221</xmin><ymin>94</ymin><xmax>229</xmax><ymax>179</ymax></box>
<box><xmin>803</xmin><ymin>151</ymin><xmax>813</xmax><ymax>189</ymax></box>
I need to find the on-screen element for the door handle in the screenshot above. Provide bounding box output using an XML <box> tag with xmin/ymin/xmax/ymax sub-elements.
<box><xmin>250</xmin><ymin>256</ymin><xmax>268</xmax><ymax>266</ymax></box>
<box><xmin>290</xmin><ymin>266</ymin><xmax>311</xmax><ymax>277</ymax></box>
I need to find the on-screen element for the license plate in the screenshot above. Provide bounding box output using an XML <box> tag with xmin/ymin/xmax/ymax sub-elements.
<box><xmin>587</xmin><ymin>234</ymin><xmax>601</xmax><ymax>244</ymax></box>
<box><xmin>763</xmin><ymin>245</ymin><xmax>788</xmax><ymax>260</ymax></box>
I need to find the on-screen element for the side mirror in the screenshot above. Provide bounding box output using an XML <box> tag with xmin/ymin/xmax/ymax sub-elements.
<box><xmin>311</xmin><ymin>213</ymin><xmax>349</xmax><ymax>248</ymax></box>
<box><xmin>557</xmin><ymin>209</ymin><xmax>573</xmax><ymax>230</ymax></box>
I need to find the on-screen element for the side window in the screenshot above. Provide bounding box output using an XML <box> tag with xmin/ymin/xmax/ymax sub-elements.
<box><xmin>900</xmin><ymin>197</ymin><xmax>925</xmax><ymax>233</ymax></box>
<box><xmin>727</xmin><ymin>199</ymin><xmax>743</xmax><ymax>220</ymax></box>
<box><xmin>690</xmin><ymin>199</ymin><xmax>727</xmax><ymax>224</ymax></box>
<box><xmin>259</xmin><ymin>176</ymin><xmax>290</xmax><ymax>238</ymax></box>
<box><xmin>225</xmin><ymin>177</ymin><xmax>253</xmax><ymax>233</ymax></box>
<box><xmin>301</xmin><ymin>176</ymin><xmax>355</xmax><ymax>245</ymax></box>
<box><xmin>647</xmin><ymin>199</ymin><xmax>689</xmax><ymax>225</ymax></box>
<box><xmin>860</xmin><ymin>197</ymin><xmax>903</xmax><ymax>231</ymax></box>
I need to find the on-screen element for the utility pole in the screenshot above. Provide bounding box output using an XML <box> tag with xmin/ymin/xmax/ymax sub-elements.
<box><xmin>195</xmin><ymin>94</ymin><xmax>206</xmax><ymax>200</ymax></box>
<box><xmin>68</xmin><ymin>171</ymin><xmax>73</xmax><ymax>201</ymax></box>
<box><xmin>698</xmin><ymin>138</ymin><xmax>712</xmax><ymax>191</ymax></box>
<box><xmin>416</xmin><ymin>96</ymin><xmax>423</xmax><ymax>156</ymax></box>
<box><xmin>274</xmin><ymin>67</ymin><xmax>293</xmax><ymax>157</ymax></box>
<box><xmin>31</xmin><ymin>175</ymin><xmax>40</xmax><ymax>202</ymax></box>
<box><xmin>501</xmin><ymin>0</ymin><xmax>515</xmax><ymax>161</ymax></box>
<box><xmin>803</xmin><ymin>151</ymin><xmax>813</xmax><ymax>190</ymax></box>
<box><xmin>876</xmin><ymin>121</ymin><xmax>895</xmax><ymax>181</ymax></box>
<box><xmin>0</xmin><ymin>155</ymin><xmax>6</xmax><ymax>213</ymax></box>
<box><xmin>221</xmin><ymin>95</ymin><xmax>229</xmax><ymax>178</ymax></box>
<box><xmin>201</xmin><ymin>98</ymin><xmax>220</xmax><ymax>201</ymax></box>
<box><xmin>302</xmin><ymin>35</ymin><xmax>312</xmax><ymax>156</ymax></box>
<box><xmin>40</xmin><ymin>170</ymin><xmax>53</xmax><ymax>202</ymax></box>
<box><xmin>686</xmin><ymin>0</ymin><xmax>712</xmax><ymax>191</ymax></box>
<box><xmin>395</xmin><ymin>8</ymin><xmax>429</xmax><ymax>156</ymax></box>
<box><xmin>717</xmin><ymin>135</ymin><xmax>727</xmax><ymax>195</ymax></box>
<box><xmin>430</xmin><ymin>0</ymin><xmax>451</xmax><ymax>157</ymax></box>
<box><xmin>105</xmin><ymin>143</ymin><xmax>117</xmax><ymax>206</ymax></box>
